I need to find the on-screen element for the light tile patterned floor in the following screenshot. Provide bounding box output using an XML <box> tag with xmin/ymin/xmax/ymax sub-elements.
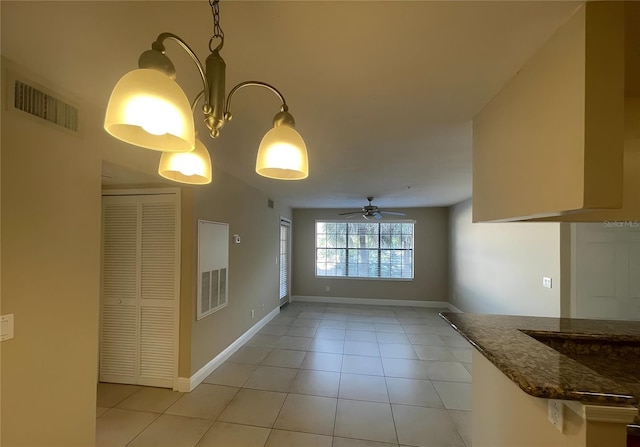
<box><xmin>96</xmin><ymin>302</ymin><xmax>472</xmax><ymax>447</ymax></box>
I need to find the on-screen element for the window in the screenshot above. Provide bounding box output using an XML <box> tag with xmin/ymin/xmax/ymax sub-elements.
<box><xmin>315</xmin><ymin>221</ymin><xmax>414</xmax><ymax>279</ymax></box>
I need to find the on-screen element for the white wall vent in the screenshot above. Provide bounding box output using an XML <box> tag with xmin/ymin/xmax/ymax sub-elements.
<box><xmin>13</xmin><ymin>80</ymin><xmax>79</xmax><ymax>132</ymax></box>
<box><xmin>268</xmin><ymin>198</ymin><xmax>275</xmax><ymax>209</ymax></box>
<box><xmin>197</xmin><ymin>220</ymin><xmax>229</xmax><ymax>320</ymax></box>
<box><xmin>200</xmin><ymin>268</ymin><xmax>228</xmax><ymax>315</ymax></box>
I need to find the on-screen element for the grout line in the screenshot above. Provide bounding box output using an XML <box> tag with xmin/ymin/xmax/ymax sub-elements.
<box><xmin>388</xmin><ymin>400</ymin><xmax>402</xmax><ymax>446</ymax></box>
<box><xmin>99</xmin><ymin>385</ymin><xmax>144</xmax><ymax>410</ymax></box>
<box><xmin>121</xmin><ymin>410</ymin><xmax>163</xmax><ymax>447</ymax></box>
<box><xmin>192</xmin><ymin>421</ymin><xmax>216</xmax><ymax>447</ymax></box>
<box><xmin>99</xmin><ymin>303</ymin><xmax>471</xmax><ymax>447</ymax></box>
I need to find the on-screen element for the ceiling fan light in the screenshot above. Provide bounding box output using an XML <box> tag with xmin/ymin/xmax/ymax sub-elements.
<box><xmin>104</xmin><ymin>68</ymin><xmax>195</xmax><ymax>153</ymax></box>
<box><xmin>158</xmin><ymin>138</ymin><xmax>212</xmax><ymax>184</ymax></box>
<box><xmin>256</xmin><ymin>124</ymin><xmax>308</xmax><ymax>180</ymax></box>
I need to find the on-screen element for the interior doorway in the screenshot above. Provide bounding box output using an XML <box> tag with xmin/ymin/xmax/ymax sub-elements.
<box><xmin>279</xmin><ymin>218</ymin><xmax>292</xmax><ymax>306</ymax></box>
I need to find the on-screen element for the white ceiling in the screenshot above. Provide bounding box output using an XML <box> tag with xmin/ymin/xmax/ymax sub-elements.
<box><xmin>1</xmin><ymin>0</ymin><xmax>581</xmax><ymax>209</ymax></box>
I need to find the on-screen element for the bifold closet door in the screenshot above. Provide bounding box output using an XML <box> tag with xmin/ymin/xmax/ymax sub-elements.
<box><xmin>100</xmin><ymin>193</ymin><xmax>179</xmax><ymax>389</ymax></box>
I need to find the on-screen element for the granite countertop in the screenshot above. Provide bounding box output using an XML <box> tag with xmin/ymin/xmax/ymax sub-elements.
<box><xmin>439</xmin><ymin>312</ymin><xmax>640</xmax><ymax>407</ymax></box>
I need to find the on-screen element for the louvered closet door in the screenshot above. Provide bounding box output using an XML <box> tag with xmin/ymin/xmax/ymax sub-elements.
<box><xmin>138</xmin><ymin>197</ymin><xmax>178</xmax><ymax>387</ymax></box>
<box><xmin>100</xmin><ymin>193</ymin><xmax>179</xmax><ymax>389</ymax></box>
<box><xmin>101</xmin><ymin>200</ymin><xmax>139</xmax><ymax>384</ymax></box>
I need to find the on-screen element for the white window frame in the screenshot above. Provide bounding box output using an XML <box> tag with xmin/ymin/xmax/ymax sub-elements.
<box><xmin>279</xmin><ymin>217</ymin><xmax>292</xmax><ymax>302</ymax></box>
<box><xmin>314</xmin><ymin>219</ymin><xmax>415</xmax><ymax>281</ymax></box>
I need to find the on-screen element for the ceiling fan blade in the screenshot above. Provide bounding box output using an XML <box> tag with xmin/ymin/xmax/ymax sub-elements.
<box><xmin>339</xmin><ymin>198</ymin><xmax>404</xmax><ymax>220</ymax></box>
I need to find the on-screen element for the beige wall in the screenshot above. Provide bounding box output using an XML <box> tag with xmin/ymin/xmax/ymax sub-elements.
<box><xmin>530</xmin><ymin>98</ymin><xmax>640</xmax><ymax>223</ymax></box>
<box><xmin>449</xmin><ymin>199</ymin><xmax>562</xmax><ymax>316</ymax></box>
<box><xmin>473</xmin><ymin>351</ymin><xmax>586</xmax><ymax>447</ymax></box>
<box><xmin>291</xmin><ymin>208</ymin><xmax>449</xmax><ymax>302</ymax></box>
<box><xmin>472</xmin><ymin>3</ymin><xmax>625</xmax><ymax>222</ymax></box>
<box><xmin>472</xmin><ymin>351</ymin><xmax>631</xmax><ymax>447</ymax></box>
<box><xmin>1</xmin><ymin>63</ymin><xmax>102</xmax><ymax>446</ymax></box>
<box><xmin>188</xmin><ymin>169</ymin><xmax>291</xmax><ymax>374</ymax></box>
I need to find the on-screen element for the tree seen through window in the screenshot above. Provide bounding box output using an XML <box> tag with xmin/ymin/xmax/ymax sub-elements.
<box><xmin>315</xmin><ymin>221</ymin><xmax>414</xmax><ymax>279</ymax></box>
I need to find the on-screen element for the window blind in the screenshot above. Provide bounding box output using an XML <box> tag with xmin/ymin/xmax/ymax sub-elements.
<box><xmin>279</xmin><ymin>220</ymin><xmax>291</xmax><ymax>299</ymax></box>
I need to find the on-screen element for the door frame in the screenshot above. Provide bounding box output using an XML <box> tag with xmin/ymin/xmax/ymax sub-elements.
<box><xmin>279</xmin><ymin>217</ymin><xmax>292</xmax><ymax>306</ymax></box>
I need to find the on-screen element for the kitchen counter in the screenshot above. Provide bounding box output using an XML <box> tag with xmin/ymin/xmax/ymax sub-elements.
<box><xmin>439</xmin><ymin>312</ymin><xmax>640</xmax><ymax>406</ymax></box>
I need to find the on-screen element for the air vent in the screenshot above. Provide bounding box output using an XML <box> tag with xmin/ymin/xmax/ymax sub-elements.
<box><xmin>268</xmin><ymin>198</ymin><xmax>275</xmax><ymax>209</ymax></box>
<box><xmin>13</xmin><ymin>80</ymin><xmax>78</xmax><ymax>132</ymax></box>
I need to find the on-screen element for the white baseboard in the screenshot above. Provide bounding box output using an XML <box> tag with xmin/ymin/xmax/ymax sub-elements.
<box><xmin>176</xmin><ymin>377</ymin><xmax>191</xmax><ymax>393</ymax></box>
<box><xmin>447</xmin><ymin>303</ymin><xmax>464</xmax><ymax>313</ymax></box>
<box><xmin>291</xmin><ymin>295</ymin><xmax>458</xmax><ymax>311</ymax></box>
<box><xmin>176</xmin><ymin>306</ymin><xmax>280</xmax><ymax>392</ymax></box>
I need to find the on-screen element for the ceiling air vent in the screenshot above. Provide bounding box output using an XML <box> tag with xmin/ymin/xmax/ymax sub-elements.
<box><xmin>13</xmin><ymin>80</ymin><xmax>79</xmax><ymax>132</ymax></box>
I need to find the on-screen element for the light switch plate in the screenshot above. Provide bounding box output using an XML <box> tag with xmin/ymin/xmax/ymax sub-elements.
<box><xmin>1</xmin><ymin>314</ymin><xmax>15</xmax><ymax>341</ymax></box>
<box><xmin>543</xmin><ymin>277</ymin><xmax>553</xmax><ymax>289</ymax></box>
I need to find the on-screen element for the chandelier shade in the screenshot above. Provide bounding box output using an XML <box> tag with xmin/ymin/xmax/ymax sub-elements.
<box><xmin>104</xmin><ymin>69</ymin><xmax>195</xmax><ymax>153</ymax></box>
<box><xmin>256</xmin><ymin>124</ymin><xmax>308</xmax><ymax>180</ymax></box>
<box><xmin>158</xmin><ymin>138</ymin><xmax>212</xmax><ymax>184</ymax></box>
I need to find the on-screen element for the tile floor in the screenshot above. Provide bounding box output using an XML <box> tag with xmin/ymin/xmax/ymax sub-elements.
<box><xmin>96</xmin><ymin>302</ymin><xmax>473</xmax><ymax>447</ymax></box>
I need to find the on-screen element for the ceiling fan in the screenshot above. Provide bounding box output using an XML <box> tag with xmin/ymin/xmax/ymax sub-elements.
<box><xmin>339</xmin><ymin>197</ymin><xmax>406</xmax><ymax>220</ymax></box>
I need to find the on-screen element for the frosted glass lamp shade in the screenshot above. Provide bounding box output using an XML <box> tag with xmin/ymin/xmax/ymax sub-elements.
<box><xmin>256</xmin><ymin>125</ymin><xmax>308</xmax><ymax>180</ymax></box>
<box><xmin>158</xmin><ymin>138</ymin><xmax>212</xmax><ymax>184</ymax></box>
<box><xmin>104</xmin><ymin>69</ymin><xmax>195</xmax><ymax>153</ymax></box>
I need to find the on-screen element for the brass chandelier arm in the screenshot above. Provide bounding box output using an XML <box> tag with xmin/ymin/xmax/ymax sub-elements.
<box><xmin>224</xmin><ymin>81</ymin><xmax>289</xmax><ymax>121</ymax></box>
<box><xmin>143</xmin><ymin>36</ymin><xmax>298</xmax><ymax>137</ymax></box>
<box><xmin>152</xmin><ymin>33</ymin><xmax>211</xmax><ymax>110</ymax></box>
<box><xmin>191</xmin><ymin>90</ymin><xmax>205</xmax><ymax>113</ymax></box>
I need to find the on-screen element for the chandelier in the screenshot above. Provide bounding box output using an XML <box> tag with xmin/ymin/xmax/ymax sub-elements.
<box><xmin>104</xmin><ymin>0</ymin><xmax>309</xmax><ymax>185</ymax></box>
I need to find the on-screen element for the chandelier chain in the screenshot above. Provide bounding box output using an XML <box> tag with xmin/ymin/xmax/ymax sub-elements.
<box><xmin>209</xmin><ymin>0</ymin><xmax>224</xmax><ymax>51</ymax></box>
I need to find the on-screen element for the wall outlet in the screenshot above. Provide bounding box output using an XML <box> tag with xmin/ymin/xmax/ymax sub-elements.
<box><xmin>251</xmin><ymin>309</ymin><xmax>255</xmax><ymax>319</ymax></box>
<box><xmin>548</xmin><ymin>399</ymin><xmax>564</xmax><ymax>432</ymax></box>
<box><xmin>325</xmin><ymin>285</ymin><xmax>330</xmax><ymax>292</ymax></box>
<box><xmin>543</xmin><ymin>277</ymin><xmax>552</xmax><ymax>289</ymax></box>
